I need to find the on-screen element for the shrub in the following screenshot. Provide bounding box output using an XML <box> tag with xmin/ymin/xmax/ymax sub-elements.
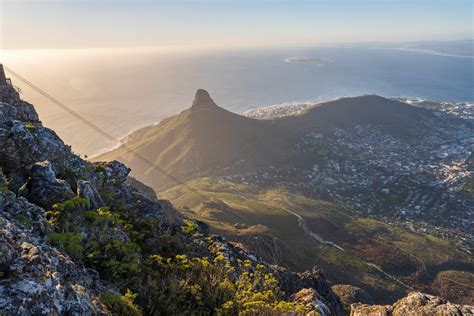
<box><xmin>100</xmin><ymin>290</ymin><xmax>142</xmax><ymax>316</ymax></box>
<box><xmin>225</xmin><ymin>260</ymin><xmax>309</xmax><ymax>315</ymax></box>
<box><xmin>85</xmin><ymin>207</ymin><xmax>124</xmax><ymax>226</ymax></box>
<box><xmin>85</xmin><ymin>239</ymin><xmax>141</xmax><ymax>281</ymax></box>
<box><xmin>46</xmin><ymin>197</ymin><xmax>90</xmax><ymax>230</ymax></box>
<box><xmin>181</xmin><ymin>219</ymin><xmax>198</xmax><ymax>235</ymax></box>
<box><xmin>14</xmin><ymin>215</ymin><xmax>32</xmax><ymax>228</ymax></box>
<box><xmin>92</xmin><ymin>164</ymin><xmax>107</xmax><ymax>173</ymax></box>
<box><xmin>140</xmin><ymin>254</ymin><xmax>235</xmax><ymax>314</ymax></box>
<box><xmin>139</xmin><ymin>253</ymin><xmax>308</xmax><ymax>315</ymax></box>
<box><xmin>48</xmin><ymin>232</ymin><xmax>84</xmax><ymax>259</ymax></box>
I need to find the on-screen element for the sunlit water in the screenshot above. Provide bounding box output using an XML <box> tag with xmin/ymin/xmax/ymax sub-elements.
<box><xmin>2</xmin><ymin>43</ymin><xmax>473</xmax><ymax>156</ymax></box>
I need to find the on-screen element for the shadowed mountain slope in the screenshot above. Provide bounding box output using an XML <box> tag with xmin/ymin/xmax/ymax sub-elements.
<box><xmin>97</xmin><ymin>89</ymin><xmax>297</xmax><ymax>188</ymax></box>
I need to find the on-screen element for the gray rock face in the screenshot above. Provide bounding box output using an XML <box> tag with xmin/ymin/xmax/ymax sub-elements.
<box><xmin>125</xmin><ymin>176</ymin><xmax>159</xmax><ymax>202</ymax></box>
<box><xmin>0</xmin><ymin>85</ymin><xmax>40</xmax><ymax>123</ymax></box>
<box><xmin>95</xmin><ymin>160</ymin><xmax>131</xmax><ymax>185</ymax></box>
<box><xmin>332</xmin><ymin>284</ymin><xmax>374</xmax><ymax>314</ymax></box>
<box><xmin>21</xmin><ymin>161</ymin><xmax>75</xmax><ymax>209</ymax></box>
<box><xmin>0</xmin><ymin>118</ymin><xmax>83</xmax><ymax>175</ymax></box>
<box><xmin>0</xmin><ymin>201</ymin><xmax>109</xmax><ymax>315</ymax></box>
<box><xmin>77</xmin><ymin>180</ymin><xmax>104</xmax><ymax>210</ymax></box>
<box><xmin>0</xmin><ymin>81</ymin><xmax>144</xmax><ymax>314</ymax></box>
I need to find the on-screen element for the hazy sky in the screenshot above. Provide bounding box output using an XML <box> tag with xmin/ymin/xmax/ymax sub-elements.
<box><xmin>1</xmin><ymin>0</ymin><xmax>473</xmax><ymax>49</ymax></box>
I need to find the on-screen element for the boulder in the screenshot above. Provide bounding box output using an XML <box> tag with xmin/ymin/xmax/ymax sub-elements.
<box><xmin>332</xmin><ymin>284</ymin><xmax>374</xmax><ymax>314</ymax></box>
<box><xmin>77</xmin><ymin>180</ymin><xmax>103</xmax><ymax>210</ymax></box>
<box><xmin>21</xmin><ymin>161</ymin><xmax>75</xmax><ymax>209</ymax></box>
<box><xmin>392</xmin><ymin>292</ymin><xmax>474</xmax><ymax>316</ymax></box>
<box><xmin>292</xmin><ymin>288</ymin><xmax>331</xmax><ymax>316</ymax></box>
<box><xmin>351</xmin><ymin>304</ymin><xmax>393</xmax><ymax>316</ymax></box>
<box><xmin>351</xmin><ymin>292</ymin><xmax>474</xmax><ymax>316</ymax></box>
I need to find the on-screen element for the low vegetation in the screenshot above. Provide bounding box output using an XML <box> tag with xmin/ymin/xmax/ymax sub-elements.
<box><xmin>45</xmin><ymin>194</ymin><xmax>310</xmax><ymax>315</ymax></box>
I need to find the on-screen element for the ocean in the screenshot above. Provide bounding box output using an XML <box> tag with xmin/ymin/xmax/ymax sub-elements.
<box><xmin>2</xmin><ymin>41</ymin><xmax>473</xmax><ymax>156</ymax></box>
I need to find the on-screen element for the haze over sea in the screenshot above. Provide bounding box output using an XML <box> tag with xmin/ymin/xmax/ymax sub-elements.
<box><xmin>2</xmin><ymin>40</ymin><xmax>473</xmax><ymax>157</ymax></box>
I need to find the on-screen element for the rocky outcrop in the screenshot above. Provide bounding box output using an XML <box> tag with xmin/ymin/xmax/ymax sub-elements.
<box><xmin>125</xmin><ymin>176</ymin><xmax>159</xmax><ymax>202</ymax></box>
<box><xmin>191</xmin><ymin>88</ymin><xmax>219</xmax><ymax>110</ymax></box>
<box><xmin>274</xmin><ymin>266</ymin><xmax>343</xmax><ymax>315</ymax></box>
<box><xmin>77</xmin><ymin>180</ymin><xmax>104</xmax><ymax>210</ymax></box>
<box><xmin>126</xmin><ymin>176</ymin><xmax>184</xmax><ymax>224</ymax></box>
<box><xmin>292</xmin><ymin>288</ymin><xmax>331</xmax><ymax>316</ymax></box>
<box><xmin>21</xmin><ymin>161</ymin><xmax>75</xmax><ymax>209</ymax></box>
<box><xmin>351</xmin><ymin>292</ymin><xmax>474</xmax><ymax>316</ymax></box>
<box><xmin>0</xmin><ymin>172</ymin><xmax>110</xmax><ymax>314</ymax></box>
<box><xmin>332</xmin><ymin>284</ymin><xmax>374</xmax><ymax>314</ymax></box>
<box><xmin>0</xmin><ymin>84</ymin><xmax>40</xmax><ymax>124</ymax></box>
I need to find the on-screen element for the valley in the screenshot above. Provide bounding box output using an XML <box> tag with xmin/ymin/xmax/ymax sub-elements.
<box><xmin>161</xmin><ymin>177</ymin><xmax>473</xmax><ymax>305</ymax></box>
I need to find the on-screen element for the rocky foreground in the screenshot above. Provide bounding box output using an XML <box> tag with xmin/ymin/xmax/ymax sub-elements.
<box><xmin>0</xmin><ymin>69</ymin><xmax>472</xmax><ymax>315</ymax></box>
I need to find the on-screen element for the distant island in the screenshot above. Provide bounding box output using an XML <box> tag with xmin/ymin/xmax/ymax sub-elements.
<box><xmin>284</xmin><ymin>56</ymin><xmax>331</xmax><ymax>66</ymax></box>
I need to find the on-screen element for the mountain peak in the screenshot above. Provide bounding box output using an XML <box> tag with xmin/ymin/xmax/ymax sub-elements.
<box><xmin>191</xmin><ymin>89</ymin><xmax>218</xmax><ymax>110</ymax></box>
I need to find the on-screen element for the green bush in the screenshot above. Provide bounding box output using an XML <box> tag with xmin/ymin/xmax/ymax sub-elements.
<box><xmin>85</xmin><ymin>239</ymin><xmax>141</xmax><ymax>281</ymax></box>
<box><xmin>92</xmin><ymin>164</ymin><xmax>107</xmax><ymax>173</ymax></box>
<box><xmin>46</xmin><ymin>197</ymin><xmax>90</xmax><ymax>231</ymax></box>
<box><xmin>138</xmin><ymin>252</ymin><xmax>308</xmax><ymax>315</ymax></box>
<box><xmin>48</xmin><ymin>232</ymin><xmax>84</xmax><ymax>259</ymax></box>
<box><xmin>100</xmin><ymin>290</ymin><xmax>142</xmax><ymax>316</ymax></box>
<box><xmin>181</xmin><ymin>219</ymin><xmax>198</xmax><ymax>235</ymax></box>
<box><xmin>14</xmin><ymin>215</ymin><xmax>32</xmax><ymax>228</ymax></box>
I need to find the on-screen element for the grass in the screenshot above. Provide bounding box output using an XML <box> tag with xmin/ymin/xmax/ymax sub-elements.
<box><xmin>15</xmin><ymin>215</ymin><xmax>32</xmax><ymax>228</ymax></box>
<box><xmin>432</xmin><ymin>270</ymin><xmax>474</xmax><ymax>305</ymax></box>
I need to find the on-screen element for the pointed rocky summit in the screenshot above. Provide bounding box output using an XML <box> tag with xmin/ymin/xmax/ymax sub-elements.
<box><xmin>191</xmin><ymin>89</ymin><xmax>218</xmax><ymax>110</ymax></box>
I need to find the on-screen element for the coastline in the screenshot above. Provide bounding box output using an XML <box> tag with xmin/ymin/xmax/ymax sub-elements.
<box><xmin>88</xmin><ymin>120</ymin><xmax>161</xmax><ymax>160</ymax></box>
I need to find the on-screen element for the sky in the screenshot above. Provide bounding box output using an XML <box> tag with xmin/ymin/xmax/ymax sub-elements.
<box><xmin>0</xmin><ymin>0</ymin><xmax>473</xmax><ymax>50</ymax></box>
